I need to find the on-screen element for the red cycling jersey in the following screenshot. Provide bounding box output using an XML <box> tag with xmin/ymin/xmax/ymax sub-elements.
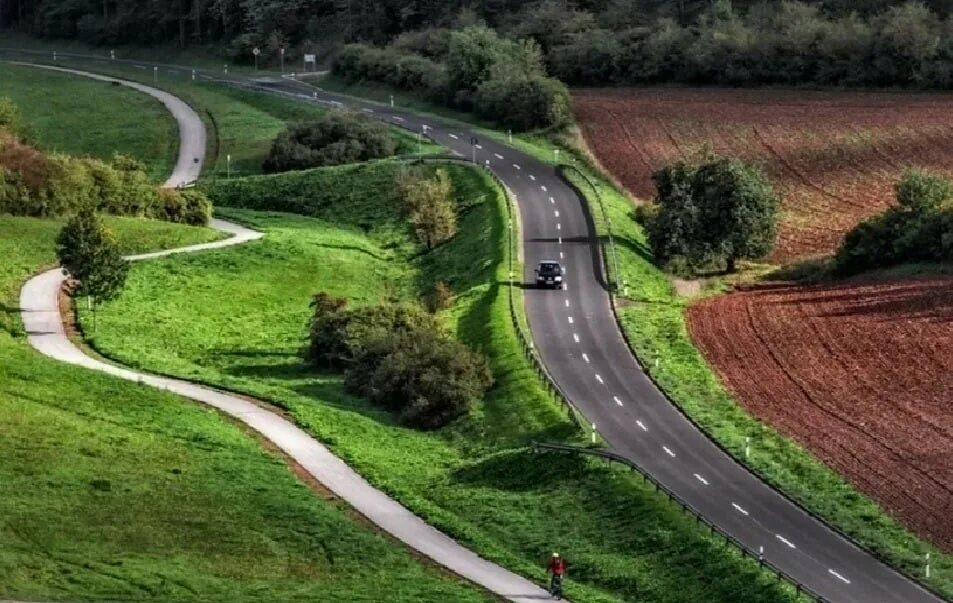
<box><xmin>548</xmin><ymin>558</ymin><xmax>567</xmax><ymax>576</ymax></box>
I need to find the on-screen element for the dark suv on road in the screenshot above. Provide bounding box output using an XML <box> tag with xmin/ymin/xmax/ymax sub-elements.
<box><xmin>535</xmin><ymin>260</ymin><xmax>566</xmax><ymax>289</ymax></box>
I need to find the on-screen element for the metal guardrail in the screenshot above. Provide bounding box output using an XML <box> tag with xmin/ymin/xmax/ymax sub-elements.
<box><xmin>532</xmin><ymin>441</ymin><xmax>831</xmax><ymax>603</ymax></box>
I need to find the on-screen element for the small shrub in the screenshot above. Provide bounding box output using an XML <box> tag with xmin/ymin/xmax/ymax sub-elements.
<box><xmin>835</xmin><ymin>169</ymin><xmax>953</xmax><ymax>274</ymax></box>
<box><xmin>305</xmin><ymin>294</ymin><xmax>491</xmax><ymax>429</ymax></box>
<box><xmin>262</xmin><ymin>110</ymin><xmax>397</xmax><ymax>173</ymax></box>
<box><xmin>428</xmin><ymin>280</ymin><xmax>453</xmax><ymax>312</ymax></box>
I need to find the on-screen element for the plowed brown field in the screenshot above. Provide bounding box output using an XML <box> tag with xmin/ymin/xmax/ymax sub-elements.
<box><xmin>687</xmin><ymin>277</ymin><xmax>953</xmax><ymax>549</ymax></box>
<box><xmin>574</xmin><ymin>88</ymin><xmax>953</xmax><ymax>261</ymax></box>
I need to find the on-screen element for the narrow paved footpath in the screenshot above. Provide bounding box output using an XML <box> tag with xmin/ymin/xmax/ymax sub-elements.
<box><xmin>13</xmin><ymin>66</ymin><xmax>552</xmax><ymax>603</ymax></box>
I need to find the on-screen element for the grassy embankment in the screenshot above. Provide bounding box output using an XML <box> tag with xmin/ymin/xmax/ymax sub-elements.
<box><xmin>81</xmin><ymin>157</ymin><xmax>801</xmax><ymax>603</ymax></box>
<box><xmin>309</xmin><ymin>75</ymin><xmax>953</xmax><ymax>595</ymax></box>
<box><xmin>0</xmin><ymin>62</ymin><xmax>177</xmax><ymax>181</ymax></box>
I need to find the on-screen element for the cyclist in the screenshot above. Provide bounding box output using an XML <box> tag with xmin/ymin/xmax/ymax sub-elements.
<box><xmin>547</xmin><ymin>552</ymin><xmax>567</xmax><ymax>599</ymax></box>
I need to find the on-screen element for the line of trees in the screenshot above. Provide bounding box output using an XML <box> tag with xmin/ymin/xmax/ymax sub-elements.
<box><xmin>332</xmin><ymin>25</ymin><xmax>570</xmax><ymax>131</ymax></box>
<box><xmin>11</xmin><ymin>1</ymin><xmax>953</xmax><ymax>90</ymax></box>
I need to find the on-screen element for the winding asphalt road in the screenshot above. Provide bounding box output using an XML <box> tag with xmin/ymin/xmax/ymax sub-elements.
<box><xmin>13</xmin><ymin>65</ymin><xmax>552</xmax><ymax>603</ymax></box>
<box><xmin>4</xmin><ymin>52</ymin><xmax>946</xmax><ymax>602</ymax></box>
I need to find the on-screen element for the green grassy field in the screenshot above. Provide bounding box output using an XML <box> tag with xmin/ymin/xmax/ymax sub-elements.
<box><xmin>0</xmin><ymin>62</ymin><xmax>176</xmax><ymax>181</ymax></box>
<box><xmin>1</xmin><ymin>56</ymin><xmax>443</xmax><ymax>179</ymax></box>
<box><xmin>80</xmin><ymin>159</ymin><xmax>801</xmax><ymax>603</ymax></box>
<box><xmin>1</xmin><ymin>215</ymin><xmax>494</xmax><ymax>603</ymax></box>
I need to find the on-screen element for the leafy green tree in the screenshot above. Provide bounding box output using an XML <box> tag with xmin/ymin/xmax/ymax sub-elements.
<box><xmin>648</xmin><ymin>158</ymin><xmax>778</xmax><ymax>272</ymax></box>
<box><xmin>55</xmin><ymin>209</ymin><xmax>130</xmax><ymax>331</ymax></box>
<box><xmin>398</xmin><ymin>168</ymin><xmax>458</xmax><ymax>249</ymax></box>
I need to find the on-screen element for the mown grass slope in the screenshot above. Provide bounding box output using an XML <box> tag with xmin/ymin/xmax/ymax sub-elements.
<box><xmin>0</xmin><ymin>63</ymin><xmax>176</xmax><ymax>181</ymax></box>
<box><xmin>82</xmin><ymin>159</ymin><xmax>801</xmax><ymax>602</ymax></box>
<box><xmin>1</xmin><ymin>216</ymin><xmax>492</xmax><ymax>603</ymax></box>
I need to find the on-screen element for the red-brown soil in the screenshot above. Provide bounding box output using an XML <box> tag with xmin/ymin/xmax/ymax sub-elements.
<box><xmin>574</xmin><ymin>88</ymin><xmax>953</xmax><ymax>261</ymax></box>
<box><xmin>687</xmin><ymin>276</ymin><xmax>953</xmax><ymax>550</ymax></box>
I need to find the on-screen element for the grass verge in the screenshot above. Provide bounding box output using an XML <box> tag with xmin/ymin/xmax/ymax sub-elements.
<box><xmin>81</xmin><ymin>159</ymin><xmax>802</xmax><ymax>602</ymax></box>
<box><xmin>0</xmin><ymin>62</ymin><xmax>176</xmax><ymax>181</ymax></box>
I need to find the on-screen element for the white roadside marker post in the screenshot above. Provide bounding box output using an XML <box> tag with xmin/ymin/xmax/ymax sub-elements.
<box><xmin>745</xmin><ymin>436</ymin><xmax>751</xmax><ymax>461</ymax></box>
<box><xmin>390</xmin><ymin>95</ymin><xmax>395</xmax><ymax>108</ymax></box>
<box><xmin>926</xmin><ymin>553</ymin><xmax>931</xmax><ymax>579</ymax></box>
<box><xmin>153</xmin><ymin>65</ymin><xmax>158</xmax><ymax>84</ymax></box>
<box><xmin>191</xmin><ymin>69</ymin><xmax>196</xmax><ymax>81</ymax></box>
<box><xmin>226</xmin><ymin>154</ymin><xmax>231</xmax><ymax>179</ymax></box>
<box><xmin>591</xmin><ymin>423</ymin><xmax>597</xmax><ymax>445</ymax></box>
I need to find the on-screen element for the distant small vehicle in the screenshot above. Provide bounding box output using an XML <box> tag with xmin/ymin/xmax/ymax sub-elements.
<box><xmin>535</xmin><ymin>260</ymin><xmax>566</xmax><ymax>289</ymax></box>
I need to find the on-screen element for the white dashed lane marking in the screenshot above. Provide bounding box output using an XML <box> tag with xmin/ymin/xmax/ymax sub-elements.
<box><xmin>541</xmin><ymin>185</ymin><xmax>548</xmax><ymax>192</ymax></box>
<box><xmin>663</xmin><ymin>446</ymin><xmax>676</xmax><ymax>458</ymax></box>
<box><xmin>694</xmin><ymin>474</ymin><xmax>709</xmax><ymax>486</ymax></box>
<box><xmin>513</xmin><ymin>164</ymin><xmax>521</xmax><ymax>170</ymax></box>
<box><xmin>391</xmin><ymin>116</ymin><xmax>405</xmax><ymax>122</ymax></box>
<box><xmin>559</xmin><ymin>251</ymin><xmax>564</xmax><ymax>259</ymax></box>
<box><xmin>829</xmin><ymin>570</ymin><xmax>851</xmax><ymax>585</ymax></box>
<box><xmin>573</xmin><ymin>333</ymin><xmax>580</xmax><ymax>343</ymax></box>
<box><xmin>495</xmin><ymin>153</ymin><xmax>504</xmax><ymax>160</ymax></box>
<box><xmin>732</xmin><ymin>503</ymin><xmax>750</xmax><ymax>517</ymax></box>
<box><xmin>567</xmin><ymin>316</ymin><xmax>574</xmax><ymax>324</ymax></box>
<box><xmin>564</xmin><ymin>300</ymin><xmax>570</xmax><ymax>308</ymax></box>
<box><xmin>595</xmin><ymin>374</ymin><xmax>604</xmax><ymax>384</ymax></box>
<box><xmin>530</xmin><ymin>175</ymin><xmax>536</xmax><ymax>181</ymax></box>
<box><xmin>636</xmin><ymin>420</ymin><xmax>648</xmax><ymax>431</ymax></box>
<box><xmin>449</xmin><ymin>133</ymin><xmax>459</xmax><ymax>139</ymax></box>
<box><xmin>558</xmin><ymin>237</ymin><xmax>563</xmax><ymax>244</ymax></box>
<box><xmin>554</xmin><ymin>210</ymin><xmax>560</xmax><ymax>218</ymax></box>
<box><xmin>557</xmin><ymin>223</ymin><xmax>561</xmax><ymax>231</ymax></box>
<box><xmin>775</xmin><ymin>535</ymin><xmax>796</xmax><ymax>549</ymax></box>
<box><xmin>613</xmin><ymin>396</ymin><xmax>623</xmax><ymax>407</ymax></box>
<box><xmin>475</xmin><ymin>144</ymin><xmax>483</xmax><ymax>149</ymax></box>
<box><xmin>582</xmin><ymin>353</ymin><xmax>590</xmax><ymax>363</ymax></box>
<box><xmin>549</xmin><ymin>196</ymin><xmax>555</xmax><ymax>204</ymax></box>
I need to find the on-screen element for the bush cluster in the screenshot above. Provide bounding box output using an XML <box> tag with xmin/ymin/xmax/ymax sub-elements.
<box><xmin>835</xmin><ymin>169</ymin><xmax>953</xmax><ymax>274</ymax></box>
<box><xmin>647</xmin><ymin>158</ymin><xmax>778</xmax><ymax>274</ymax></box>
<box><xmin>263</xmin><ymin>110</ymin><xmax>397</xmax><ymax>173</ymax></box>
<box><xmin>305</xmin><ymin>294</ymin><xmax>492</xmax><ymax>429</ymax></box>
<box><xmin>0</xmin><ymin>126</ymin><xmax>210</xmax><ymax>225</ymax></box>
<box><xmin>332</xmin><ymin>26</ymin><xmax>570</xmax><ymax>131</ymax></box>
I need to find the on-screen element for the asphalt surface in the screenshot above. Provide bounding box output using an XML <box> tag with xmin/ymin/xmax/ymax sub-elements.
<box><xmin>3</xmin><ymin>51</ymin><xmax>945</xmax><ymax>602</ymax></box>
<box><xmin>12</xmin><ymin>65</ymin><xmax>553</xmax><ymax>603</ymax></box>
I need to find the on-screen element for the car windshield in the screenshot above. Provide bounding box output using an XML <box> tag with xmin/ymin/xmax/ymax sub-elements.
<box><xmin>539</xmin><ymin>262</ymin><xmax>561</xmax><ymax>275</ymax></box>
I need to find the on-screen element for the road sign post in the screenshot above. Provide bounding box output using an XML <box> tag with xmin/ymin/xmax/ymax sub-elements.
<box><xmin>470</xmin><ymin>137</ymin><xmax>479</xmax><ymax>164</ymax></box>
<box><xmin>252</xmin><ymin>47</ymin><xmax>260</xmax><ymax>71</ymax></box>
<box><xmin>280</xmin><ymin>47</ymin><xmax>285</xmax><ymax>73</ymax></box>
<box><xmin>304</xmin><ymin>54</ymin><xmax>316</xmax><ymax>72</ymax></box>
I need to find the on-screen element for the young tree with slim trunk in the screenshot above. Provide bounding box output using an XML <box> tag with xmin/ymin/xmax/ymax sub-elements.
<box><xmin>55</xmin><ymin>209</ymin><xmax>130</xmax><ymax>332</ymax></box>
<box><xmin>398</xmin><ymin>168</ymin><xmax>457</xmax><ymax>250</ymax></box>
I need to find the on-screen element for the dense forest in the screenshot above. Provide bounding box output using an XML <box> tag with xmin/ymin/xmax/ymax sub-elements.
<box><xmin>6</xmin><ymin>0</ymin><xmax>953</xmax><ymax>88</ymax></box>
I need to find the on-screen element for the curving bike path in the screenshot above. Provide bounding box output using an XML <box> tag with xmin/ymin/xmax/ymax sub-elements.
<box><xmin>13</xmin><ymin>66</ymin><xmax>552</xmax><ymax>603</ymax></box>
